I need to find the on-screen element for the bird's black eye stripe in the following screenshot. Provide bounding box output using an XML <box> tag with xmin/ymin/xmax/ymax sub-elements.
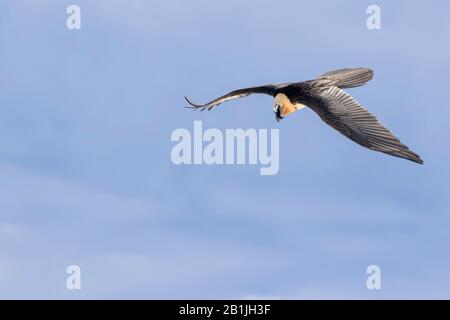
<box><xmin>276</xmin><ymin>106</ymin><xmax>282</xmax><ymax>117</ymax></box>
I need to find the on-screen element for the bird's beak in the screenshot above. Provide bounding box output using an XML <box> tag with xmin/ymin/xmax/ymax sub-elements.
<box><xmin>274</xmin><ymin>106</ymin><xmax>284</xmax><ymax>122</ymax></box>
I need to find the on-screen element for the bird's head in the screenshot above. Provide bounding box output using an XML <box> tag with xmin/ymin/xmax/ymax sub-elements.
<box><xmin>273</xmin><ymin>93</ymin><xmax>289</xmax><ymax>122</ymax></box>
<box><xmin>273</xmin><ymin>93</ymin><xmax>304</xmax><ymax>122</ymax></box>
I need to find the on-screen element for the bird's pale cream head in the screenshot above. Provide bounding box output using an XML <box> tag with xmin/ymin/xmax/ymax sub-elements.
<box><xmin>273</xmin><ymin>93</ymin><xmax>305</xmax><ymax>122</ymax></box>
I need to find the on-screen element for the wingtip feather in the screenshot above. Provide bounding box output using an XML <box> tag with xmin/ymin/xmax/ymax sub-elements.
<box><xmin>401</xmin><ymin>150</ymin><xmax>424</xmax><ymax>165</ymax></box>
<box><xmin>184</xmin><ymin>96</ymin><xmax>206</xmax><ymax>110</ymax></box>
<box><xmin>184</xmin><ymin>96</ymin><xmax>196</xmax><ymax>107</ymax></box>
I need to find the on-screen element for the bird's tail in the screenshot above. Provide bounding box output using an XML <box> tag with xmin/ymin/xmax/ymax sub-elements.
<box><xmin>318</xmin><ymin>68</ymin><xmax>374</xmax><ymax>88</ymax></box>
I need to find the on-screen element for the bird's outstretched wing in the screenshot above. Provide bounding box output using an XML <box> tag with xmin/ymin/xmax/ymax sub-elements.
<box><xmin>310</xmin><ymin>86</ymin><xmax>423</xmax><ymax>164</ymax></box>
<box><xmin>185</xmin><ymin>84</ymin><xmax>285</xmax><ymax>111</ymax></box>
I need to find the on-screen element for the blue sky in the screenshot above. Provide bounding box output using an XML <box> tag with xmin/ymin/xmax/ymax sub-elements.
<box><xmin>0</xmin><ymin>0</ymin><xmax>449</xmax><ymax>299</ymax></box>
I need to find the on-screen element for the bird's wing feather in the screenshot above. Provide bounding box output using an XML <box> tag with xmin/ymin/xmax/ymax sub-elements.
<box><xmin>185</xmin><ymin>84</ymin><xmax>285</xmax><ymax>111</ymax></box>
<box><xmin>309</xmin><ymin>86</ymin><xmax>423</xmax><ymax>164</ymax></box>
<box><xmin>317</xmin><ymin>68</ymin><xmax>374</xmax><ymax>88</ymax></box>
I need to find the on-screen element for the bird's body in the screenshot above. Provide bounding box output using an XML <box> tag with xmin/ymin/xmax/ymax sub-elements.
<box><xmin>185</xmin><ymin>68</ymin><xmax>423</xmax><ymax>164</ymax></box>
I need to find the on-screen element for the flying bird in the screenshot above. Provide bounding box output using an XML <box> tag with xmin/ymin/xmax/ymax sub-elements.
<box><xmin>185</xmin><ymin>68</ymin><xmax>423</xmax><ymax>164</ymax></box>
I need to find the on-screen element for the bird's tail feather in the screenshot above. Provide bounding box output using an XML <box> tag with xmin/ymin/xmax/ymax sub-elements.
<box><xmin>318</xmin><ymin>68</ymin><xmax>374</xmax><ymax>88</ymax></box>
